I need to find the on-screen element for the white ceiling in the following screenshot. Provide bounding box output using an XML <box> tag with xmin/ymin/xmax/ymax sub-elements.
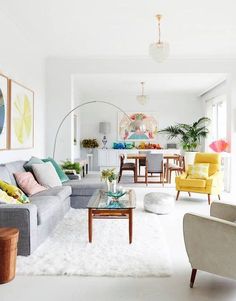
<box><xmin>74</xmin><ymin>73</ymin><xmax>226</xmax><ymax>98</ymax></box>
<box><xmin>1</xmin><ymin>0</ymin><xmax>236</xmax><ymax>58</ymax></box>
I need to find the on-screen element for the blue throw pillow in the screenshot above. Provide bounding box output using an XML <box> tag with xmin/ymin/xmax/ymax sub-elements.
<box><xmin>24</xmin><ymin>156</ymin><xmax>44</xmax><ymax>172</ymax></box>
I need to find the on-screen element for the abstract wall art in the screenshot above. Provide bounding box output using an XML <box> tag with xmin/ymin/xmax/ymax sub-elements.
<box><xmin>0</xmin><ymin>74</ymin><xmax>9</xmax><ymax>150</ymax></box>
<box><xmin>10</xmin><ymin>80</ymin><xmax>34</xmax><ymax>149</ymax></box>
<box><xmin>118</xmin><ymin>112</ymin><xmax>158</xmax><ymax>141</ymax></box>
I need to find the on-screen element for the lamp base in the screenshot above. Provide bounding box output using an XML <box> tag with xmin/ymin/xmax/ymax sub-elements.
<box><xmin>102</xmin><ymin>136</ymin><xmax>108</xmax><ymax>149</ymax></box>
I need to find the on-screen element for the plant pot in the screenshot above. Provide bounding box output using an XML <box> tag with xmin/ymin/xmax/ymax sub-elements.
<box><xmin>184</xmin><ymin>152</ymin><xmax>197</xmax><ymax>167</ymax></box>
<box><xmin>110</xmin><ymin>180</ymin><xmax>117</xmax><ymax>193</ymax></box>
<box><xmin>106</xmin><ymin>180</ymin><xmax>117</xmax><ymax>193</ymax></box>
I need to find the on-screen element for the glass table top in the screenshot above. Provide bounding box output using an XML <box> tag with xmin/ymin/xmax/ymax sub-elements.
<box><xmin>87</xmin><ymin>189</ymin><xmax>136</xmax><ymax>209</ymax></box>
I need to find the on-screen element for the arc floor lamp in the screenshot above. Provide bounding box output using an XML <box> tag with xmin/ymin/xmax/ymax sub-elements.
<box><xmin>52</xmin><ymin>100</ymin><xmax>132</xmax><ymax>159</ymax></box>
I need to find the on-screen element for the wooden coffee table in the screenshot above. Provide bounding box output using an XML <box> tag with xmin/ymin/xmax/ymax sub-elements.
<box><xmin>87</xmin><ymin>189</ymin><xmax>136</xmax><ymax>244</ymax></box>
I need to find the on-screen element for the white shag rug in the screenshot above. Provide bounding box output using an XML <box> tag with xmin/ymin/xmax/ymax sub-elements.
<box><xmin>17</xmin><ymin>204</ymin><xmax>172</xmax><ymax>277</ymax></box>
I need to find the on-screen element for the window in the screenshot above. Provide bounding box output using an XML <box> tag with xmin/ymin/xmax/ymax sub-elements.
<box><xmin>212</xmin><ymin>100</ymin><xmax>227</xmax><ymax>140</ymax></box>
<box><xmin>205</xmin><ymin>95</ymin><xmax>227</xmax><ymax>149</ymax></box>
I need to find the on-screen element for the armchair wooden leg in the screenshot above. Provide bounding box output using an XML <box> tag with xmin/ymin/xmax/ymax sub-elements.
<box><xmin>176</xmin><ymin>191</ymin><xmax>180</xmax><ymax>201</ymax></box>
<box><xmin>190</xmin><ymin>269</ymin><xmax>197</xmax><ymax>288</ymax></box>
<box><xmin>188</xmin><ymin>192</ymin><xmax>191</xmax><ymax>197</ymax></box>
<box><xmin>218</xmin><ymin>194</ymin><xmax>221</xmax><ymax>200</ymax></box>
<box><xmin>207</xmin><ymin>194</ymin><xmax>211</xmax><ymax>205</ymax></box>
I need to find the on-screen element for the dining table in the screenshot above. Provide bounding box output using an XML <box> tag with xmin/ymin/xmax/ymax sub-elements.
<box><xmin>126</xmin><ymin>153</ymin><xmax>179</xmax><ymax>183</ymax></box>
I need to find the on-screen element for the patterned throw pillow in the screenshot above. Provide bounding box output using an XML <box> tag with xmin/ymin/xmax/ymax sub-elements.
<box><xmin>187</xmin><ymin>163</ymin><xmax>209</xmax><ymax>180</ymax></box>
<box><xmin>0</xmin><ymin>180</ymin><xmax>30</xmax><ymax>204</ymax></box>
<box><xmin>0</xmin><ymin>189</ymin><xmax>21</xmax><ymax>204</ymax></box>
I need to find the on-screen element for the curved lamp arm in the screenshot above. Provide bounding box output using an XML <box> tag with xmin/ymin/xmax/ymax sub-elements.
<box><xmin>53</xmin><ymin>100</ymin><xmax>130</xmax><ymax>159</ymax></box>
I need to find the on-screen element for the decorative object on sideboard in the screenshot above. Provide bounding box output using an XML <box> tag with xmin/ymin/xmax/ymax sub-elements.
<box><xmin>138</xmin><ymin>142</ymin><xmax>162</xmax><ymax>149</ymax></box>
<box><xmin>52</xmin><ymin>101</ymin><xmax>131</xmax><ymax>159</ymax></box>
<box><xmin>99</xmin><ymin>122</ymin><xmax>111</xmax><ymax>149</ymax></box>
<box><xmin>81</xmin><ymin>139</ymin><xmax>99</xmax><ymax>153</ymax></box>
<box><xmin>10</xmin><ymin>80</ymin><xmax>34</xmax><ymax>149</ymax></box>
<box><xmin>113</xmin><ymin>141</ymin><xmax>135</xmax><ymax>149</ymax></box>
<box><xmin>149</xmin><ymin>14</ymin><xmax>170</xmax><ymax>63</ymax></box>
<box><xmin>0</xmin><ymin>73</ymin><xmax>9</xmax><ymax>150</ymax></box>
<box><xmin>136</xmin><ymin>82</ymin><xmax>149</xmax><ymax>105</ymax></box>
<box><xmin>118</xmin><ymin>112</ymin><xmax>158</xmax><ymax>141</ymax></box>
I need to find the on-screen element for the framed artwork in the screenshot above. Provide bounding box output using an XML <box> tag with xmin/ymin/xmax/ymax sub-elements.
<box><xmin>0</xmin><ymin>74</ymin><xmax>9</xmax><ymax>150</ymax></box>
<box><xmin>10</xmin><ymin>80</ymin><xmax>34</xmax><ymax>149</ymax></box>
<box><xmin>118</xmin><ymin>112</ymin><xmax>158</xmax><ymax>141</ymax></box>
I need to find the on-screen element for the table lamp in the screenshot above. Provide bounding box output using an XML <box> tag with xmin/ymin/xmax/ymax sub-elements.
<box><xmin>99</xmin><ymin>122</ymin><xmax>111</xmax><ymax>149</ymax></box>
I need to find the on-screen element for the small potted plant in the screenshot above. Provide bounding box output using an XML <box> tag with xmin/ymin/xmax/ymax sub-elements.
<box><xmin>61</xmin><ymin>160</ymin><xmax>81</xmax><ymax>179</ymax></box>
<box><xmin>101</xmin><ymin>168</ymin><xmax>118</xmax><ymax>192</ymax></box>
<box><xmin>81</xmin><ymin>139</ymin><xmax>99</xmax><ymax>153</ymax></box>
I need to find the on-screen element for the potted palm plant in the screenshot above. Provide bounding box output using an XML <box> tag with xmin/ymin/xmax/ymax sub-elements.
<box><xmin>159</xmin><ymin>117</ymin><xmax>210</xmax><ymax>165</ymax></box>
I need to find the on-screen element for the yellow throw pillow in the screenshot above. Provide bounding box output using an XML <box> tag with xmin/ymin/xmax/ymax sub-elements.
<box><xmin>0</xmin><ymin>180</ymin><xmax>30</xmax><ymax>204</ymax></box>
<box><xmin>187</xmin><ymin>163</ymin><xmax>209</xmax><ymax>180</ymax></box>
<box><xmin>0</xmin><ymin>189</ymin><xmax>21</xmax><ymax>204</ymax></box>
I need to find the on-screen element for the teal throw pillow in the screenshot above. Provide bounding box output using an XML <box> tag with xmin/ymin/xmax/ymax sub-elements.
<box><xmin>24</xmin><ymin>156</ymin><xmax>44</xmax><ymax>172</ymax></box>
<box><xmin>42</xmin><ymin>157</ymin><xmax>69</xmax><ymax>183</ymax></box>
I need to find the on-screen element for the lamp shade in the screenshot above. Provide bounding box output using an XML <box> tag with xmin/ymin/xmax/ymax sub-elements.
<box><xmin>99</xmin><ymin>122</ymin><xmax>111</xmax><ymax>134</ymax></box>
<box><xmin>149</xmin><ymin>42</ymin><xmax>170</xmax><ymax>62</ymax></box>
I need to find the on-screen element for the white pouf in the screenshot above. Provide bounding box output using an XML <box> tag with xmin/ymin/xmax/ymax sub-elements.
<box><xmin>144</xmin><ymin>192</ymin><xmax>175</xmax><ymax>215</ymax></box>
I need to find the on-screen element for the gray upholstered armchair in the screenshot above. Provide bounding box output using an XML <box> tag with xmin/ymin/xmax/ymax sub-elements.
<box><xmin>183</xmin><ymin>202</ymin><xmax>236</xmax><ymax>287</ymax></box>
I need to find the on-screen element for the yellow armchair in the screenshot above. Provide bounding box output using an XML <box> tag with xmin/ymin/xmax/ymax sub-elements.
<box><xmin>175</xmin><ymin>153</ymin><xmax>222</xmax><ymax>205</ymax></box>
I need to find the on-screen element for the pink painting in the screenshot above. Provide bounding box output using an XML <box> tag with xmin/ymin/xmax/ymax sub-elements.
<box><xmin>118</xmin><ymin>112</ymin><xmax>158</xmax><ymax>141</ymax></box>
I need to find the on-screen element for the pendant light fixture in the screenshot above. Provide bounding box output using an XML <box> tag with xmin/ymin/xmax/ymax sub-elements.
<box><xmin>136</xmin><ymin>82</ymin><xmax>149</xmax><ymax>105</ymax></box>
<box><xmin>149</xmin><ymin>14</ymin><xmax>170</xmax><ymax>63</ymax></box>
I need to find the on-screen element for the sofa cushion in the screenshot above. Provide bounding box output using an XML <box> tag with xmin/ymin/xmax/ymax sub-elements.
<box><xmin>30</xmin><ymin>195</ymin><xmax>62</xmax><ymax>225</ymax></box>
<box><xmin>178</xmin><ymin>178</ymin><xmax>206</xmax><ymax>188</ymax></box>
<box><xmin>24</xmin><ymin>156</ymin><xmax>44</xmax><ymax>172</ymax></box>
<box><xmin>187</xmin><ymin>163</ymin><xmax>209</xmax><ymax>180</ymax></box>
<box><xmin>5</xmin><ymin>161</ymin><xmax>26</xmax><ymax>186</ymax></box>
<box><xmin>14</xmin><ymin>172</ymin><xmax>47</xmax><ymax>196</ymax></box>
<box><xmin>32</xmin><ymin>162</ymin><xmax>62</xmax><ymax>188</ymax></box>
<box><xmin>0</xmin><ymin>189</ymin><xmax>21</xmax><ymax>204</ymax></box>
<box><xmin>0</xmin><ymin>180</ymin><xmax>30</xmax><ymax>203</ymax></box>
<box><xmin>34</xmin><ymin>186</ymin><xmax>71</xmax><ymax>201</ymax></box>
<box><xmin>63</xmin><ymin>180</ymin><xmax>105</xmax><ymax>196</ymax></box>
<box><xmin>0</xmin><ymin>165</ymin><xmax>12</xmax><ymax>183</ymax></box>
<box><xmin>43</xmin><ymin>157</ymin><xmax>69</xmax><ymax>183</ymax></box>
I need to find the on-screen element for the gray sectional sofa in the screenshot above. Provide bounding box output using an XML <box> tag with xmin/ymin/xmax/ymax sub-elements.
<box><xmin>0</xmin><ymin>160</ymin><xmax>105</xmax><ymax>256</ymax></box>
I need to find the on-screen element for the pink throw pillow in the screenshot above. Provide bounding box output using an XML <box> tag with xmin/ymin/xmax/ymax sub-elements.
<box><xmin>14</xmin><ymin>172</ymin><xmax>47</xmax><ymax>196</ymax></box>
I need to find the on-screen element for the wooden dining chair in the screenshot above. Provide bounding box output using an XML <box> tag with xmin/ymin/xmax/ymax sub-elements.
<box><xmin>118</xmin><ymin>155</ymin><xmax>136</xmax><ymax>183</ymax></box>
<box><xmin>166</xmin><ymin>155</ymin><xmax>185</xmax><ymax>183</ymax></box>
<box><xmin>145</xmin><ymin>153</ymin><xmax>164</xmax><ymax>186</ymax></box>
<box><xmin>138</xmin><ymin>151</ymin><xmax>151</xmax><ymax>176</ymax></box>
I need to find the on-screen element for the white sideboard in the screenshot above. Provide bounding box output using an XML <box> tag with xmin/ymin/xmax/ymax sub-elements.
<box><xmin>97</xmin><ymin>148</ymin><xmax>181</xmax><ymax>171</ymax></box>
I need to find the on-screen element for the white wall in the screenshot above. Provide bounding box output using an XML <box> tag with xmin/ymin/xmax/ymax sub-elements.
<box><xmin>0</xmin><ymin>11</ymin><xmax>45</xmax><ymax>163</ymax></box>
<box><xmin>45</xmin><ymin>57</ymin><xmax>236</xmax><ymax>194</ymax></box>
<box><xmin>77</xmin><ymin>92</ymin><xmax>203</xmax><ymax>150</ymax></box>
